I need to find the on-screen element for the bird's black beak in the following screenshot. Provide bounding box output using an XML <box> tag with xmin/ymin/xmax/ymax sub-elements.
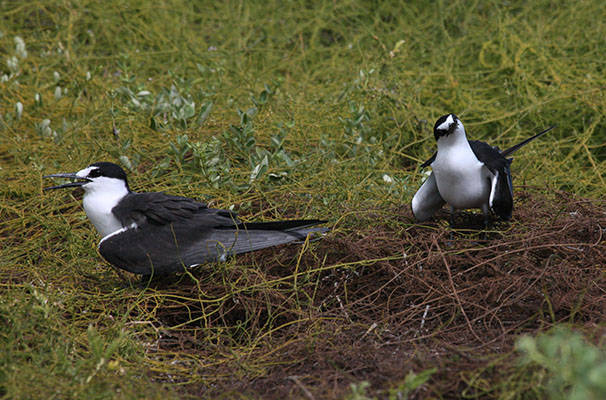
<box><xmin>43</xmin><ymin>172</ymin><xmax>90</xmax><ymax>191</ymax></box>
<box><xmin>448</xmin><ymin>119</ymin><xmax>458</xmax><ymax>135</ymax></box>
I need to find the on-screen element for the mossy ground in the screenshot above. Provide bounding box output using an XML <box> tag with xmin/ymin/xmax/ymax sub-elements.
<box><xmin>1</xmin><ymin>1</ymin><xmax>606</xmax><ymax>398</ymax></box>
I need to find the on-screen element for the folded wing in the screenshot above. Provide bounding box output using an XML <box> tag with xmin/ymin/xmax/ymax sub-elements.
<box><xmin>411</xmin><ymin>172</ymin><xmax>446</xmax><ymax>221</ymax></box>
<box><xmin>100</xmin><ymin>192</ymin><xmax>326</xmax><ymax>275</ymax></box>
<box><xmin>469</xmin><ymin>141</ymin><xmax>513</xmax><ymax>220</ymax></box>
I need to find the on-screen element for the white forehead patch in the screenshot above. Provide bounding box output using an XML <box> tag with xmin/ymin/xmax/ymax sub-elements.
<box><xmin>437</xmin><ymin>114</ymin><xmax>456</xmax><ymax>131</ymax></box>
<box><xmin>76</xmin><ymin>166</ymin><xmax>97</xmax><ymax>178</ymax></box>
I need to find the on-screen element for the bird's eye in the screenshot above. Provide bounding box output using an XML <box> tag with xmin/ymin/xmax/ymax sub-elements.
<box><xmin>88</xmin><ymin>168</ymin><xmax>101</xmax><ymax>178</ymax></box>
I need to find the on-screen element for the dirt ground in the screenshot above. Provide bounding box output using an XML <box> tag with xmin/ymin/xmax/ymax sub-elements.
<box><xmin>143</xmin><ymin>188</ymin><xmax>606</xmax><ymax>399</ymax></box>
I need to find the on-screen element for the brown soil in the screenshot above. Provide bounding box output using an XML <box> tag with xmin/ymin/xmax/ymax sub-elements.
<box><xmin>145</xmin><ymin>189</ymin><xmax>606</xmax><ymax>399</ymax></box>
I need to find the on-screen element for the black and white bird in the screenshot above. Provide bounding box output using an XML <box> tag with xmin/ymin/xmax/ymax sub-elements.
<box><xmin>44</xmin><ymin>162</ymin><xmax>327</xmax><ymax>276</ymax></box>
<box><xmin>411</xmin><ymin>114</ymin><xmax>556</xmax><ymax>228</ymax></box>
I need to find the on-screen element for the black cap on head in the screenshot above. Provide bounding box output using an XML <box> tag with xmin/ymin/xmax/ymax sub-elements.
<box><xmin>87</xmin><ymin>162</ymin><xmax>128</xmax><ymax>181</ymax></box>
<box><xmin>87</xmin><ymin>162</ymin><xmax>130</xmax><ymax>190</ymax></box>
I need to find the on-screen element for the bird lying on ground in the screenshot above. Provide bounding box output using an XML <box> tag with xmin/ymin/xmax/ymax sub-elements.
<box><xmin>411</xmin><ymin>114</ymin><xmax>556</xmax><ymax>229</ymax></box>
<box><xmin>44</xmin><ymin>162</ymin><xmax>327</xmax><ymax>276</ymax></box>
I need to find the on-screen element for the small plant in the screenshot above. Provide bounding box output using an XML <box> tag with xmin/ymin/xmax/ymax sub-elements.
<box><xmin>387</xmin><ymin>368</ymin><xmax>436</xmax><ymax>399</ymax></box>
<box><xmin>155</xmin><ymin>85</ymin><xmax>196</xmax><ymax>129</ymax></box>
<box><xmin>165</xmin><ymin>134</ymin><xmax>234</xmax><ymax>188</ymax></box>
<box><xmin>161</xmin><ymin>83</ymin><xmax>297</xmax><ymax>189</ymax></box>
<box><xmin>332</xmin><ymin>70</ymin><xmax>398</xmax><ymax>168</ymax></box>
<box><xmin>34</xmin><ymin>119</ymin><xmax>59</xmax><ymax>142</ymax></box>
<box><xmin>346</xmin><ymin>381</ymin><xmax>374</xmax><ymax>400</ymax></box>
<box><xmin>110</xmin><ymin>72</ymin><xmax>213</xmax><ymax>131</ymax></box>
<box><xmin>338</xmin><ymin>102</ymin><xmax>372</xmax><ymax>156</ymax></box>
<box><xmin>84</xmin><ymin>325</ymin><xmax>127</xmax><ymax>384</ymax></box>
<box><xmin>222</xmin><ymin>107</ymin><xmax>258</xmax><ymax>162</ymax></box>
<box><xmin>345</xmin><ymin>368</ymin><xmax>435</xmax><ymax>400</ymax></box>
<box><xmin>221</xmin><ymin>84</ymin><xmax>275</xmax><ymax>163</ymax></box>
<box><xmin>112</xmin><ymin>138</ymin><xmax>140</xmax><ymax>171</ymax></box>
<box><xmin>2</xmin><ymin>36</ymin><xmax>27</xmax><ymax>84</ymax></box>
<box><xmin>516</xmin><ymin>326</ymin><xmax>606</xmax><ymax>400</ymax></box>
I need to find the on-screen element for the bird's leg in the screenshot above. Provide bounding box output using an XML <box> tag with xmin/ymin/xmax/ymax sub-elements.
<box><xmin>449</xmin><ymin>205</ymin><xmax>456</xmax><ymax>228</ymax></box>
<box><xmin>449</xmin><ymin>205</ymin><xmax>456</xmax><ymax>241</ymax></box>
<box><xmin>481</xmin><ymin>205</ymin><xmax>490</xmax><ymax>240</ymax></box>
<box><xmin>481</xmin><ymin>204</ymin><xmax>491</xmax><ymax>229</ymax></box>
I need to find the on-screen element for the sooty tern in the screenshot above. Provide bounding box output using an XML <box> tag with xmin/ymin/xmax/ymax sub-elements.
<box><xmin>44</xmin><ymin>162</ymin><xmax>327</xmax><ymax>276</ymax></box>
<box><xmin>411</xmin><ymin>114</ymin><xmax>556</xmax><ymax>228</ymax></box>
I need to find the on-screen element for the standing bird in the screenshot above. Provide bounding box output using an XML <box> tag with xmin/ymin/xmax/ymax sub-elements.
<box><xmin>44</xmin><ymin>162</ymin><xmax>327</xmax><ymax>276</ymax></box>
<box><xmin>411</xmin><ymin>114</ymin><xmax>556</xmax><ymax>228</ymax></box>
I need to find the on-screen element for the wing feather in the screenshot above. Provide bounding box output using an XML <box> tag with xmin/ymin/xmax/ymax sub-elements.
<box><xmin>469</xmin><ymin>141</ymin><xmax>514</xmax><ymax>219</ymax></box>
<box><xmin>112</xmin><ymin>192</ymin><xmax>239</xmax><ymax>227</ymax></box>
<box><xmin>468</xmin><ymin>140</ymin><xmax>509</xmax><ymax>174</ymax></box>
<box><xmin>99</xmin><ymin>218</ymin><xmax>327</xmax><ymax>275</ymax></box>
<box><xmin>487</xmin><ymin>162</ymin><xmax>514</xmax><ymax>220</ymax></box>
<box><xmin>420</xmin><ymin>152</ymin><xmax>437</xmax><ymax>168</ymax></box>
<box><xmin>411</xmin><ymin>172</ymin><xmax>446</xmax><ymax>221</ymax></box>
<box><xmin>104</xmin><ymin>191</ymin><xmax>326</xmax><ymax>275</ymax></box>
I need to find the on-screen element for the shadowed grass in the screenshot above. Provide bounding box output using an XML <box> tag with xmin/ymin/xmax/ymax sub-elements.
<box><xmin>2</xmin><ymin>0</ymin><xmax>606</xmax><ymax>398</ymax></box>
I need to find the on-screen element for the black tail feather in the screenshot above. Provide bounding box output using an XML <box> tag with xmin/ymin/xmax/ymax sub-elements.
<box><xmin>226</xmin><ymin>219</ymin><xmax>327</xmax><ymax>232</ymax></box>
<box><xmin>501</xmin><ymin>125</ymin><xmax>557</xmax><ymax>157</ymax></box>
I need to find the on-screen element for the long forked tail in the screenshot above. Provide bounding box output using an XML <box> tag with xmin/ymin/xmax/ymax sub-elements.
<box><xmin>212</xmin><ymin>219</ymin><xmax>329</xmax><ymax>256</ymax></box>
<box><xmin>501</xmin><ymin>125</ymin><xmax>557</xmax><ymax>157</ymax></box>
<box><xmin>237</xmin><ymin>219</ymin><xmax>329</xmax><ymax>240</ymax></box>
<box><xmin>234</xmin><ymin>219</ymin><xmax>327</xmax><ymax>232</ymax></box>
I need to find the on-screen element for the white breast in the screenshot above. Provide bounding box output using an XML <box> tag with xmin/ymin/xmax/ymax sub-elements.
<box><xmin>432</xmin><ymin>137</ymin><xmax>493</xmax><ymax>210</ymax></box>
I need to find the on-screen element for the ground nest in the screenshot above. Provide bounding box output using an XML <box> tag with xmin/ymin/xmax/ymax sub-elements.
<box><xmin>137</xmin><ymin>188</ymin><xmax>606</xmax><ymax>399</ymax></box>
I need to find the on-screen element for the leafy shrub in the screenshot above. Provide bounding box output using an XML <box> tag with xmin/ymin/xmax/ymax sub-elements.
<box><xmin>516</xmin><ymin>327</ymin><xmax>606</xmax><ymax>400</ymax></box>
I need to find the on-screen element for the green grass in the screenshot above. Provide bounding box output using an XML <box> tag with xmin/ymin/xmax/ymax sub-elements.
<box><xmin>2</xmin><ymin>0</ymin><xmax>606</xmax><ymax>398</ymax></box>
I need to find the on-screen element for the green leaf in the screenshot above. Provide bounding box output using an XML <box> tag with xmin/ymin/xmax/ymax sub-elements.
<box><xmin>259</xmin><ymin>90</ymin><xmax>267</xmax><ymax>104</ymax></box>
<box><xmin>245</xmin><ymin>107</ymin><xmax>257</xmax><ymax>118</ymax></box>
<box><xmin>249</xmin><ymin>155</ymin><xmax>269</xmax><ymax>183</ymax></box>
<box><xmin>197</xmin><ymin>101</ymin><xmax>213</xmax><ymax>126</ymax></box>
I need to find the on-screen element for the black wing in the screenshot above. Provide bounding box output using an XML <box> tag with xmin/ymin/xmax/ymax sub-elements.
<box><xmin>112</xmin><ymin>192</ymin><xmax>238</xmax><ymax>227</ymax></box>
<box><xmin>475</xmin><ymin>125</ymin><xmax>555</xmax><ymax>220</ymax></box>
<box><xmin>468</xmin><ymin>141</ymin><xmax>513</xmax><ymax>219</ymax></box>
<box><xmin>468</xmin><ymin>140</ymin><xmax>510</xmax><ymax>174</ymax></box>
<box><xmin>99</xmin><ymin>218</ymin><xmax>327</xmax><ymax>275</ymax></box>
<box><xmin>421</xmin><ymin>125</ymin><xmax>556</xmax><ymax>169</ymax></box>
<box><xmin>420</xmin><ymin>152</ymin><xmax>436</xmax><ymax>168</ymax></box>
<box><xmin>489</xmin><ymin>166</ymin><xmax>513</xmax><ymax>220</ymax></box>
<box><xmin>100</xmin><ymin>192</ymin><xmax>327</xmax><ymax>275</ymax></box>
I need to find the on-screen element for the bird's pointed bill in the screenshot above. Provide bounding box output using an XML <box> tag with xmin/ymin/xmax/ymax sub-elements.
<box><xmin>43</xmin><ymin>172</ymin><xmax>90</xmax><ymax>190</ymax></box>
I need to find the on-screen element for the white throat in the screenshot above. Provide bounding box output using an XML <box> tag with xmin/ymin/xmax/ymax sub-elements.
<box><xmin>436</xmin><ymin>122</ymin><xmax>469</xmax><ymax>152</ymax></box>
<box><xmin>81</xmin><ymin>177</ymin><xmax>129</xmax><ymax>237</ymax></box>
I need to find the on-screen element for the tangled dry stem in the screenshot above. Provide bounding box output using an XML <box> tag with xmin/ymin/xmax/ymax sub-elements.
<box><xmin>141</xmin><ymin>188</ymin><xmax>605</xmax><ymax>398</ymax></box>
